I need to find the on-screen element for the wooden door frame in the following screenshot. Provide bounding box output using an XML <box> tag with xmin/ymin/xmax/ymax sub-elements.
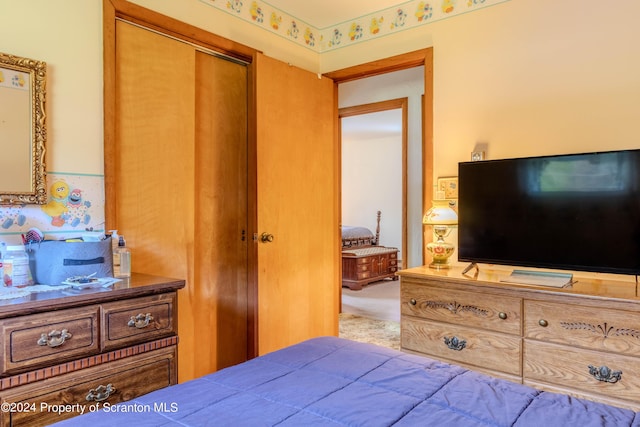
<box><xmin>325</xmin><ymin>48</ymin><xmax>434</xmax><ymax>268</ymax></box>
<box><xmin>339</xmin><ymin>98</ymin><xmax>408</xmax><ymax>264</ymax></box>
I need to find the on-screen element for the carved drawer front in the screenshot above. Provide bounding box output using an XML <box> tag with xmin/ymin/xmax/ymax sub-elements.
<box><xmin>524</xmin><ymin>340</ymin><xmax>640</xmax><ymax>404</ymax></box>
<box><xmin>524</xmin><ymin>301</ymin><xmax>640</xmax><ymax>356</ymax></box>
<box><xmin>356</xmin><ymin>257</ymin><xmax>373</xmax><ymax>265</ymax></box>
<box><xmin>0</xmin><ymin>307</ymin><xmax>99</xmax><ymax>375</ymax></box>
<box><xmin>357</xmin><ymin>264</ymin><xmax>371</xmax><ymax>272</ymax></box>
<box><xmin>101</xmin><ymin>293</ymin><xmax>177</xmax><ymax>350</ymax></box>
<box><xmin>401</xmin><ymin>282</ymin><xmax>521</xmax><ymax>335</ymax></box>
<box><xmin>402</xmin><ymin>317</ymin><xmax>521</xmax><ymax>376</ymax></box>
<box><xmin>382</xmin><ymin>253</ymin><xmax>398</xmax><ymax>270</ymax></box>
<box><xmin>357</xmin><ymin>271</ymin><xmax>371</xmax><ymax>280</ymax></box>
<box><xmin>1</xmin><ymin>345</ymin><xmax>177</xmax><ymax>427</ymax></box>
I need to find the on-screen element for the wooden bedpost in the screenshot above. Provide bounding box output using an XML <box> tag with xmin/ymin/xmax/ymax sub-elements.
<box><xmin>375</xmin><ymin>210</ymin><xmax>381</xmax><ymax>245</ymax></box>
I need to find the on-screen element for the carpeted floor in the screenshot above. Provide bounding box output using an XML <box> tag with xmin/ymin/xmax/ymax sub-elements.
<box><xmin>339</xmin><ymin>279</ymin><xmax>401</xmax><ymax>350</ymax></box>
<box><xmin>338</xmin><ymin>313</ymin><xmax>400</xmax><ymax>350</ymax></box>
<box><xmin>341</xmin><ymin>279</ymin><xmax>400</xmax><ymax>322</ymax></box>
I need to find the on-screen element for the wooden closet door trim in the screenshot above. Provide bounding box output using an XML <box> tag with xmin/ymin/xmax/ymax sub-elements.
<box><xmin>106</xmin><ymin>0</ymin><xmax>255</xmax><ymax>62</ymax></box>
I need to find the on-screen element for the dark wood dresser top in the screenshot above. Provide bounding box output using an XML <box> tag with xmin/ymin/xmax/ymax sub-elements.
<box><xmin>0</xmin><ymin>273</ymin><xmax>185</xmax><ymax>319</ymax></box>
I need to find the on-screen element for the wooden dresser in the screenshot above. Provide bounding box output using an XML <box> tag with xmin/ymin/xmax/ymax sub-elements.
<box><xmin>0</xmin><ymin>273</ymin><xmax>184</xmax><ymax>426</ymax></box>
<box><xmin>341</xmin><ymin>247</ymin><xmax>399</xmax><ymax>290</ymax></box>
<box><xmin>398</xmin><ymin>265</ymin><xmax>640</xmax><ymax>410</ymax></box>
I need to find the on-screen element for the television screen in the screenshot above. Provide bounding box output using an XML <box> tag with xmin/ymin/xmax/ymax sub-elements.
<box><xmin>458</xmin><ymin>149</ymin><xmax>640</xmax><ymax>275</ymax></box>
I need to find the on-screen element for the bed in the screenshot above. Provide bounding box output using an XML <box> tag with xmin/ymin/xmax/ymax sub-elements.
<box><xmin>342</xmin><ymin>211</ymin><xmax>399</xmax><ymax>290</ymax></box>
<box><xmin>52</xmin><ymin>336</ymin><xmax>639</xmax><ymax>426</ymax></box>
<box><xmin>341</xmin><ymin>211</ymin><xmax>381</xmax><ymax>249</ymax></box>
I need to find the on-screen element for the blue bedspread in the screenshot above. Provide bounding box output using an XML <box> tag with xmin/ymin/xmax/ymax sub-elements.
<box><xmin>52</xmin><ymin>336</ymin><xmax>640</xmax><ymax>426</ymax></box>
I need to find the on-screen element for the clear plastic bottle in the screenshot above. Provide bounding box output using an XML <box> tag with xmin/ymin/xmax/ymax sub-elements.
<box><xmin>115</xmin><ymin>236</ymin><xmax>131</xmax><ymax>278</ymax></box>
<box><xmin>3</xmin><ymin>245</ymin><xmax>32</xmax><ymax>287</ymax></box>
<box><xmin>110</xmin><ymin>230</ymin><xmax>120</xmax><ymax>277</ymax></box>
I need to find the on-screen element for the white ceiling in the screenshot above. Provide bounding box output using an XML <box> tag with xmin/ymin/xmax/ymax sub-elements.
<box><xmin>266</xmin><ymin>0</ymin><xmax>405</xmax><ymax>28</ymax></box>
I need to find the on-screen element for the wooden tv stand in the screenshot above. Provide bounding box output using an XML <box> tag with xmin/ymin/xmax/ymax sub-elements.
<box><xmin>0</xmin><ymin>273</ymin><xmax>185</xmax><ymax>426</ymax></box>
<box><xmin>398</xmin><ymin>265</ymin><xmax>640</xmax><ymax>410</ymax></box>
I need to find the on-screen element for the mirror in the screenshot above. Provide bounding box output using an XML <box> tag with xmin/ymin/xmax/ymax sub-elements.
<box><xmin>0</xmin><ymin>51</ymin><xmax>47</xmax><ymax>204</ymax></box>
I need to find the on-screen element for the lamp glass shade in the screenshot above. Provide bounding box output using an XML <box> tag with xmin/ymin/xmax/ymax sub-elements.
<box><xmin>424</xmin><ymin>200</ymin><xmax>458</xmax><ymax>269</ymax></box>
<box><xmin>423</xmin><ymin>200</ymin><xmax>458</xmax><ymax>225</ymax></box>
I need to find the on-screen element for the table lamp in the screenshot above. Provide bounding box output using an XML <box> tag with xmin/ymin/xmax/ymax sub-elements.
<box><xmin>423</xmin><ymin>200</ymin><xmax>458</xmax><ymax>269</ymax></box>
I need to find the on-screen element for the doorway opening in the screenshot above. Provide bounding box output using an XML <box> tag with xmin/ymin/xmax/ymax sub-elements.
<box><xmin>340</xmin><ymin>99</ymin><xmax>407</xmax><ymax>264</ymax></box>
<box><xmin>327</xmin><ymin>48</ymin><xmax>433</xmax><ymax>324</ymax></box>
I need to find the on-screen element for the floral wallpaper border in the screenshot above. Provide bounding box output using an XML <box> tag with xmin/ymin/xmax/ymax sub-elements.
<box><xmin>200</xmin><ymin>0</ymin><xmax>511</xmax><ymax>53</ymax></box>
<box><xmin>0</xmin><ymin>172</ymin><xmax>105</xmax><ymax>245</ymax></box>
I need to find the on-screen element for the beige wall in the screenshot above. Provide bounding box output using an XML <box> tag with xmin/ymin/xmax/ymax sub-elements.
<box><xmin>429</xmin><ymin>0</ymin><xmax>640</xmax><ymax>180</ymax></box>
<box><xmin>1</xmin><ymin>0</ymin><xmax>639</xmax><ymax>245</ymax></box>
<box><xmin>0</xmin><ymin>0</ymin><xmax>103</xmax><ymax>175</ymax></box>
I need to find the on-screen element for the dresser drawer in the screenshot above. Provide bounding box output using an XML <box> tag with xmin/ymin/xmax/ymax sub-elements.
<box><xmin>401</xmin><ymin>283</ymin><xmax>522</xmax><ymax>335</ymax></box>
<box><xmin>101</xmin><ymin>293</ymin><xmax>176</xmax><ymax>350</ymax></box>
<box><xmin>524</xmin><ymin>300</ymin><xmax>640</xmax><ymax>356</ymax></box>
<box><xmin>356</xmin><ymin>271</ymin><xmax>371</xmax><ymax>280</ymax></box>
<box><xmin>0</xmin><ymin>307</ymin><xmax>99</xmax><ymax>375</ymax></box>
<box><xmin>1</xmin><ymin>345</ymin><xmax>176</xmax><ymax>427</ymax></box>
<box><xmin>356</xmin><ymin>256</ymin><xmax>373</xmax><ymax>265</ymax></box>
<box><xmin>402</xmin><ymin>317</ymin><xmax>521</xmax><ymax>376</ymax></box>
<box><xmin>524</xmin><ymin>340</ymin><xmax>640</xmax><ymax>404</ymax></box>
<box><xmin>357</xmin><ymin>264</ymin><xmax>371</xmax><ymax>272</ymax></box>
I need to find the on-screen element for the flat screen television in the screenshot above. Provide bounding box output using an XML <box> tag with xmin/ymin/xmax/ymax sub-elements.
<box><xmin>458</xmin><ymin>149</ymin><xmax>640</xmax><ymax>276</ymax></box>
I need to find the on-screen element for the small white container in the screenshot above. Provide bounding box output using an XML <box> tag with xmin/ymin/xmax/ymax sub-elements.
<box><xmin>3</xmin><ymin>245</ymin><xmax>32</xmax><ymax>287</ymax></box>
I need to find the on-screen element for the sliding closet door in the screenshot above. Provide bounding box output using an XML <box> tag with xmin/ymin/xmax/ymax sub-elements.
<box><xmin>115</xmin><ymin>21</ymin><xmax>197</xmax><ymax>380</ymax></box>
<box><xmin>114</xmin><ymin>21</ymin><xmax>248</xmax><ymax>381</ymax></box>
<box><xmin>114</xmin><ymin>20</ymin><xmax>195</xmax><ymax>273</ymax></box>
<box><xmin>194</xmin><ymin>51</ymin><xmax>248</xmax><ymax>371</ymax></box>
<box><xmin>254</xmin><ymin>53</ymin><xmax>339</xmax><ymax>354</ymax></box>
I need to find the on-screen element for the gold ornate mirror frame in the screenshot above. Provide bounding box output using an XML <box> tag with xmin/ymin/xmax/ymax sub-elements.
<box><xmin>0</xmin><ymin>52</ymin><xmax>47</xmax><ymax>204</ymax></box>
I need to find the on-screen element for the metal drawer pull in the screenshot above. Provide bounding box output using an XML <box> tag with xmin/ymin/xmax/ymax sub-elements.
<box><xmin>588</xmin><ymin>365</ymin><xmax>622</xmax><ymax>383</ymax></box>
<box><xmin>444</xmin><ymin>336</ymin><xmax>466</xmax><ymax>351</ymax></box>
<box><xmin>37</xmin><ymin>329</ymin><xmax>72</xmax><ymax>348</ymax></box>
<box><xmin>498</xmin><ymin>312</ymin><xmax>507</xmax><ymax>320</ymax></box>
<box><xmin>86</xmin><ymin>384</ymin><xmax>116</xmax><ymax>402</ymax></box>
<box><xmin>538</xmin><ymin>319</ymin><xmax>548</xmax><ymax>327</ymax></box>
<box><xmin>128</xmin><ymin>313</ymin><xmax>154</xmax><ymax>329</ymax></box>
<box><xmin>409</xmin><ymin>298</ymin><xmax>417</xmax><ymax>306</ymax></box>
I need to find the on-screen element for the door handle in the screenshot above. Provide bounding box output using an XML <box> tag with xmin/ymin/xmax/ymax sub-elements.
<box><xmin>260</xmin><ymin>232</ymin><xmax>274</xmax><ymax>243</ymax></box>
